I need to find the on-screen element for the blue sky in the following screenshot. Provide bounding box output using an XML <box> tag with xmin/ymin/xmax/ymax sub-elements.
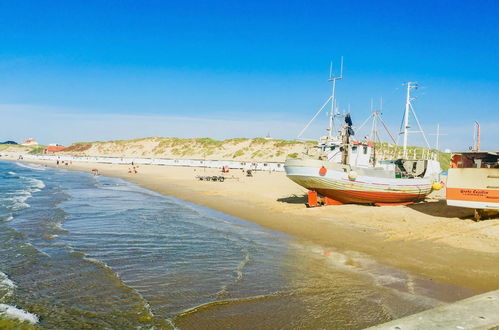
<box><xmin>0</xmin><ymin>0</ymin><xmax>498</xmax><ymax>150</ymax></box>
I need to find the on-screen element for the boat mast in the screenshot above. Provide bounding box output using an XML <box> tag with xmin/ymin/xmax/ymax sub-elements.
<box><xmin>429</xmin><ymin>123</ymin><xmax>447</xmax><ymax>151</ymax></box>
<box><xmin>400</xmin><ymin>82</ymin><xmax>430</xmax><ymax>158</ymax></box>
<box><xmin>402</xmin><ymin>82</ymin><xmax>414</xmax><ymax>158</ymax></box>
<box><xmin>435</xmin><ymin>123</ymin><xmax>440</xmax><ymax>150</ymax></box>
<box><xmin>296</xmin><ymin>58</ymin><xmax>343</xmax><ymax>140</ymax></box>
<box><xmin>327</xmin><ymin>57</ymin><xmax>343</xmax><ymax>139</ymax></box>
<box><xmin>473</xmin><ymin>121</ymin><xmax>480</xmax><ymax>151</ymax></box>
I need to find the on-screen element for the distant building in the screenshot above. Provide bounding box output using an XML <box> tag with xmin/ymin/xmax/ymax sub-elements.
<box><xmin>44</xmin><ymin>145</ymin><xmax>66</xmax><ymax>154</ymax></box>
<box><xmin>22</xmin><ymin>138</ymin><xmax>39</xmax><ymax>146</ymax></box>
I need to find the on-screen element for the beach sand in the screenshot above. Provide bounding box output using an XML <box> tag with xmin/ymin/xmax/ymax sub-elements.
<box><xmin>18</xmin><ymin>159</ymin><xmax>499</xmax><ymax>292</ymax></box>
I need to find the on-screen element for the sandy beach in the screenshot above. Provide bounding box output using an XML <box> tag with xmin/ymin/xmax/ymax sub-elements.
<box><xmin>12</xmin><ymin>157</ymin><xmax>497</xmax><ymax>294</ymax></box>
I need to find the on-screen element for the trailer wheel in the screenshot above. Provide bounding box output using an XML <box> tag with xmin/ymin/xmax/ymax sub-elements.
<box><xmin>218</xmin><ymin>176</ymin><xmax>225</xmax><ymax>182</ymax></box>
<box><xmin>212</xmin><ymin>176</ymin><xmax>218</xmax><ymax>181</ymax></box>
<box><xmin>474</xmin><ymin>209</ymin><xmax>482</xmax><ymax>221</ymax></box>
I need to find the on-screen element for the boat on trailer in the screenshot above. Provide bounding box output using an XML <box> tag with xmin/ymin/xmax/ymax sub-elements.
<box><xmin>286</xmin><ymin>157</ymin><xmax>440</xmax><ymax>205</ymax></box>
<box><xmin>284</xmin><ymin>64</ymin><xmax>441</xmax><ymax>205</ymax></box>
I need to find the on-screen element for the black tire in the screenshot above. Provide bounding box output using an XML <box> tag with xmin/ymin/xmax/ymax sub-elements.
<box><xmin>218</xmin><ymin>176</ymin><xmax>225</xmax><ymax>182</ymax></box>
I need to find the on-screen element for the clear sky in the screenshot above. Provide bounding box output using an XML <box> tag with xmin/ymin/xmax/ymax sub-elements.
<box><xmin>0</xmin><ymin>0</ymin><xmax>498</xmax><ymax>150</ymax></box>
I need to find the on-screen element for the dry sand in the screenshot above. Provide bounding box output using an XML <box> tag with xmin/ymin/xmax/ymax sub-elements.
<box><xmin>11</xmin><ymin>158</ymin><xmax>499</xmax><ymax>292</ymax></box>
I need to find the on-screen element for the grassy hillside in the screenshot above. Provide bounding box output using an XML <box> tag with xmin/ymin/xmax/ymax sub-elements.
<box><xmin>59</xmin><ymin>137</ymin><xmax>451</xmax><ymax>169</ymax></box>
<box><xmin>62</xmin><ymin>137</ymin><xmax>316</xmax><ymax>162</ymax></box>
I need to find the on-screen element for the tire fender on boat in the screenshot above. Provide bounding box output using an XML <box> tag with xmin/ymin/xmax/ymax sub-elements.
<box><xmin>319</xmin><ymin>166</ymin><xmax>327</xmax><ymax>176</ymax></box>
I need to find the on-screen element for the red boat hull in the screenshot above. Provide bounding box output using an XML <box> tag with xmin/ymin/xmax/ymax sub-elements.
<box><xmin>315</xmin><ymin>188</ymin><xmax>425</xmax><ymax>204</ymax></box>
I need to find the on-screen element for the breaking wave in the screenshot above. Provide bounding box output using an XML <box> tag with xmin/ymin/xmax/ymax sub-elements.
<box><xmin>0</xmin><ymin>272</ymin><xmax>16</xmax><ymax>299</ymax></box>
<box><xmin>15</xmin><ymin>162</ymin><xmax>46</xmax><ymax>171</ymax></box>
<box><xmin>0</xmin><ymin>304</ymin><xmax>39</xmax><ymax>324</ymax></box>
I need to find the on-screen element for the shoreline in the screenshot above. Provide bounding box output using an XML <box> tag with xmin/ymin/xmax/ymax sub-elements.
<box><xmin>8</xmin><ymin>158</ymin><xmax>499</xmax><ymax>292</ymax></box>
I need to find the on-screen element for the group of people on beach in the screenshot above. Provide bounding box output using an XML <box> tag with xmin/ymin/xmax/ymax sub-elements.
<box><xmin>128</xmin><ymin>161</ymin><xmax>139</xmax><ymax>174</ymax></box>
<box><xmin>56</xmin><ymin>159</ymin><xmax>72</xmax><ymax>166</ymax></box>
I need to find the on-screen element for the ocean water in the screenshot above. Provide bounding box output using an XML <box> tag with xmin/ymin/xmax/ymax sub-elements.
<box><xmin>0</xmin><ymin>161</ymin><xmax>475</xmax><ymax>329</ymax></box>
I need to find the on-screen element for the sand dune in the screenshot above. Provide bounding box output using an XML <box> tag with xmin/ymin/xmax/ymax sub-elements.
<box><xmin>60</xmin><ymin>137</ymin><xmax>314</xmax><ymax>162</ymax></box>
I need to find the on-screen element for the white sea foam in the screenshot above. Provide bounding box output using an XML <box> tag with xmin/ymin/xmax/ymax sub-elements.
<box><xmin>4</xmin><ymin>177</ymin><xmax>46</xmax><ymax>211</ymax></box>
<box><xmin>8</xmin><ymin>191</ymin><xmax>32</xmax><ymax>211</ymax></box>
<box><xmin>27</xmin><ymin>177</ymin><xmax>45</xmax><ymax>190</ymax></box>
<box><xmin>15</xmin><ymin>162</ymin><xmax>46</xmax><ymax>171</ymax></box>
<box><xmin>11</xmin><ymin>199</ymin><xmax>30</xmax><ymax>211</ymax></box>
<box><xmin>0</xmin><ymin>272</ymin><xmax>16</xmax><ymax>301</ymax></box>
<box><xmin>1</xmin><ymin>215</ymin><xmax>13</xmax><ymax>222</ymax></box>
<box><xmin>7</xmin><ymin>171</ymin><xmax>16</xmax><ymax>175</ymax></box>
<box><xmin>0</xmin><ymin>272</ymin><xmax>16</xmax><ymax>291</ymax></box>
<box><xmin>0</xmin><ymin>304</ymin><xmax>39</xmax><ymax>324</ymax></box>
<box><xmin>235</xmin><ymin>249</ymin><xmax>250</xmax><ymax>282</ymax></box>
<box><xmin>19</xmin><ymin>177</ymin><xmax>46</xmax><ymax>192</ymax></box>
<box><xmin>82</xmin><ymin>256</ymin><xmax>114</xmax><ymax>272</ymax></box>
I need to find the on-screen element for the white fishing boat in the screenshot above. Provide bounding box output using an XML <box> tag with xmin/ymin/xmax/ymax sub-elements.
<box><xmin>446</xmin><ymin>124</ymin><xmax>499</xmax><ymax>219</ymax></box>
<box><xmin>284</xmin><ymin>64</ymin><xmax>441</xmax><ymax>205</ymax></box>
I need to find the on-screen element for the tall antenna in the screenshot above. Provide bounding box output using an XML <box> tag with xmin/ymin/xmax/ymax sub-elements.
<box><xmin>327</xmin><ymin>57</ymin><xmax>343</xmax><ymax>139</ymax></box>
<box><xmin>429</xmin><ymin>124</ymin><xmax>447</xmax><ymax>150</ymax></box>
<box><xmin>399</xmin><ymin>82</ymin><xmax>430</xmax><ymax>158</ymax></box>
<box><xmin>473</xmin><ymin>121</ymin><xmax>480</xmax><ymax>151</ymax></box>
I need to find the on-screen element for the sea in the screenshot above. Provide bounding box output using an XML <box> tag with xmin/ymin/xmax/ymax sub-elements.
<box><xmin>0</xmin><ymin>160</ymin><xmax>475</xmax><ymax>329</ymax></box>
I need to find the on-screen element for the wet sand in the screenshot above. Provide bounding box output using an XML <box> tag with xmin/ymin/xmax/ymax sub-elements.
<box><xmin>19</xmin><ymin>159</ymin><xmax>499</xmax><ymax>292</ymax></box>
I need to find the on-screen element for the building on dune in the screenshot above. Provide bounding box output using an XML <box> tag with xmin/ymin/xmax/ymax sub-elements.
<box><xmin>44</xmin><ymin>144</ymin><xmax>66</xmax><ymax>154</ymax></box>
<box><xmin>22</xmin><ymin>138</ymin><xmax>39</xmax><ymax>146</ymax></box>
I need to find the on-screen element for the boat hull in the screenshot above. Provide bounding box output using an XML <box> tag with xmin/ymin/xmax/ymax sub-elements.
<box><xmin>446</xmin><ymin>168</ymin><xmax>499</xmax><ymax>210</ymax></box>
<box><xmin>285</xmin><ymin>159</ymin><xmax>433</xmax><ymax>204</ymax></box>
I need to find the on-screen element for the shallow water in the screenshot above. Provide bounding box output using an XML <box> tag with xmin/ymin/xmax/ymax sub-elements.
<box><xmin>0</xmin><ymin>161</ymin><xmax>475</xmax><ymax>329</ymax></box>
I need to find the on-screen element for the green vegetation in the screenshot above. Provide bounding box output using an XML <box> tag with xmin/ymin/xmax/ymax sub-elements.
<box><xmin>250</xmin><ymin>150</ymin><xmax>268</xmax><ymax>158</ymax></box>
<box><xmin>0</xmin><ymin>144</ymin><xmax>34</xmax><ymax>151</ymax></box>
<box><xmin>232</xmin><ymin>149</ymin><xmax>246</xmax><ymax>158</ymax></box>
<box><xmin>287</xmin><ymin>152</ymin><xmax>299</xmax><ymax>159</ymax></box>
<box><xmin>195</xmin><ymin>137</ymin><xmax>223</xmax><ymax>147</ymax></box>
<box><xmin>59</xmin><ymin>137</ymin><xmax>318</xmax><ymax>161</ymax></box>
<box><xmin>374</xmin><ymin>142</ymin><xmax>451</xmax><ymax>171</ymax></box>
<box><xmin>437</xmin><ymin>152</ymin><xmax>451</xmax><ymax>171</ymax></box>
<box><xmin>64</xmin><ymin>143</ymin><xmax>92</xmax><ymax>152</ymax></box>
<box><xmin>170</xmin><ymin>148</ymin><xmax>182</xmax><ymax>156</ymax></box>
<box><xmin>28</xmin><ymin>146</ymin><xmax>45</xmax><ymax>155</ymax></box>
<box><xmin>250</xmin><ymin>138</ymin><xmax>271</xmax><ymax>145</ymax></box>
<box><xmin>225</xmin><ymin>138</ymin><xmax>249</xmax><ymax>144</ymax></box>
<box><xmin>273</xmin><ymin>139</ymin><xmax>302</xmax><ymax>147</ymax></box>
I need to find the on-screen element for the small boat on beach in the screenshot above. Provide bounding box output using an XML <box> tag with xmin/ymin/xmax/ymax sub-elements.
<box><xmin>284</xmin><ymin>66</ymin><xmax>441</xmax><ymax>205</ymax></box>
<box><xmin>446</xmin><ymin>150</ymin><xmax>499</xmax><ymax>220</ymax></box>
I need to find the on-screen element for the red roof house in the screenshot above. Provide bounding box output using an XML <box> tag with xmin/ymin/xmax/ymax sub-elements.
<box><xmin>44</xmin><ymin>146</ymin><xmax>66</xmax><ymax>153</ymax></box>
